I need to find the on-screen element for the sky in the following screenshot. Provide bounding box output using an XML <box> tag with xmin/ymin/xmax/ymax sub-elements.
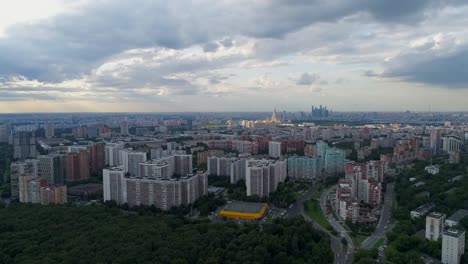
<box><xmin>1</xmin><ymin>0</ymin><xmax>468</xmax><ymax>113</ymax></box>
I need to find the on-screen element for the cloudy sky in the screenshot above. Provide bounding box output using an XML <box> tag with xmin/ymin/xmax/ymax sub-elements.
<box><xmin>1</xmin><ymin>0</ymin><xmax>468</xmax><ymax>113</ymax></box>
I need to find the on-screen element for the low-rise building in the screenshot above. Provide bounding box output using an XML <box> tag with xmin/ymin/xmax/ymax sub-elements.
<box><xmin>411</xmin><ymin>203</ymin><xmax>435</xmax><ymax>219</ymax></box>
<box><xmin>445</xmin><ymin>209</ymin><xmax>468</xmax><ymax>228</ymax></box>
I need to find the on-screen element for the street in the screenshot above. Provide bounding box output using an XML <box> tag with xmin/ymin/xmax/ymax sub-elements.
<box><xmin>361</xmin><ymin>182</ymin><xmax>395</xmax><ymax>249</ymax></box>
<box><xmin>320</xmin><ymin>186</ymin><xmax>354</xmax><ymax>264</ymax></box>
<box><xmin>287</xmin><ymin>186</ymin><xmax>347</xmax><ymax>264</ymax></box>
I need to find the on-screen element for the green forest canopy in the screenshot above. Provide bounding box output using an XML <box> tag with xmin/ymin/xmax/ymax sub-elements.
<box><xmin>0</xmin><ymin>204</ymin><xmax>334</xmax><ymax>264</ymax></box>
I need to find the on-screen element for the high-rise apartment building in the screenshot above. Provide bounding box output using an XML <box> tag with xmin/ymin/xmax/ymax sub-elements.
<box><xmin>45</xmin><ymin>122</ymin><xmax>55</xmax><ymax>138</ymax></box>
<box><xmin>89</xmin><ymin>143</ymin><xmax>105</xmax><ymax>175</ymax></box>
<box><xmin>103</xmin><ymin>169</ymin><xmax>208</xmax><ymax>210</ymax></box>
<box><xmin>173</xmin><ymin>154</ymin><xmax>193</xmax><ymax>177</ymax></box>
<box><xmin>105</xmin><ymin>143</ymin><xmax>124</xmax><ymax>166</ymax></box>
<box><xmin>103</xmin><ymin>167</ymin><xmax>127</xmax><ymax>205</ymax></box>
<box><xmin>287</xmin><ymin>156</ymin><xmax>322</xmax><ymax>180</ymax></box>
<box><xmin>324</xmin><ymin>148</ymin><xmax>345</xmax><ymax>176</ymax></box>
<box><xmin>426</xmin><ymin>212</ymin><xmax>446</xmax><ymax>241</ymax></box>
<box><xmin>268</xmin><ymin>141</ymin><xmax>282</xmax><ymax>158</ymax></box>
<box><xmin>197</xmin><ymin>150</ymin><xmax>224</xmax><ymax>166</ymax></box>
<box><xmin>38</xmin><ymin>154</ymin><xmax>67</xmax><ymax>184</ymax></box>
<box><xmin>207</xmin><ymin>156</ymin><xmax>232</xmax><ymax>177</ymax></box>
<box><xmin>121</xmin><ymin>150</ymin><xmax>147</xmax><ymax>176</ymax></box>
<box><xmin>120</xmin><ymin>120</ymin><xmax>129</xmax><ymax>135</ymax></box>
<box><xmin>13</xmin><ymin>131</ymin><xmax>37</xmax><ymax>159</ymax></box>
<box><xmin>246</xmin><ymin>159</ymin><xmax>287</xmax><ymax>198</ymax></box>
<box><xmin>430</xmin><ymin>129</ymin><xmax>442</xmax><ymax>155</ymax></box>
<box><xmin>18</xmin><ymin>177</ymin><xmax>47</xmax><ymax>203</ymax></box>
<box><xmin>10</xmin><ymin>159</ymin><xmax>39</xmax><ymax>200</ymax></box>
<box><xmin>40</xmin><ymin>185</ymin><xmax>67</xmax><ymax>205</ymax></box>
<box><xmin>0</xmin><ymin>124</ymin><xmax>10</xmax><ymax>143</ymax></box>
<box><xmin>66</xmin><ymin>151</ymin><xmax>90</xmax><ymax>181</ymax></box>
<box><xmin>139</xmin><ymin>160</ymin><xmax>172</xmax><ymax>179</ymax></box>
<box><xmin>442</xmin><ymin>229</ymin><xmax>465</xmax><ymax>264</ymax></box>
<box><xmin>442</xmin><ymin>135</ymin><xmax>461</xmax><ymax>153</ymax></box>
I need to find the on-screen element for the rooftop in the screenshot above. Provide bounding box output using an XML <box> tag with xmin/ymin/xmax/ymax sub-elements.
<box><xmin>444</xmin><ymin>229</ymin><xmax>465</xmax><ymax>238</ymax></box>
<box><xmin>427</xmin><ymin>212</ymin><xmax>445</xmax><ymax>219</ymax></box>
<box><xmin>222</xmin><ymin>201</ymin><xmax>267</xmax><ymax>214</ymax></box>
<box><xmin>447</xmin><ymin>209</ymin><xmax>468</xmax><ymax>222</ymax></box>
<box><xmin>412</xmin><ymin>203</ymin><xmax>435</xmax><ymax>214</ymax></box>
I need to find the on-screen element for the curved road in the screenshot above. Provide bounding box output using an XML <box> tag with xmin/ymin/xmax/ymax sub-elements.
<box><xmin>320</xmin><ymin>186</ymin><xmax>354</xmax><ymax>264</ymax></box>
<box><xmin>287</xmin><ymin>188</ymin><xmax>354</xmax><ymax>264</ymax></box>
<box><xmin>287</xmin><ymin>187</ymin><xmax>347</xmax><ymax>264</ymax></box>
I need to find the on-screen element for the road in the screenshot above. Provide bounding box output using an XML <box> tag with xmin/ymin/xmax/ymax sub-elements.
<box><xmin>361</xmin><ymin>182</ymin><xmax>395</xmax><ymax>249</ymax></box>
<box><xmin>320</xmin><ymin>186</ymin><xmax>354</xmax><ymax>264</ymax></box>
<box><xmin>287</xmin><ymin>186</ymin><xmax>347</xmax><ymax>264</ymax></box>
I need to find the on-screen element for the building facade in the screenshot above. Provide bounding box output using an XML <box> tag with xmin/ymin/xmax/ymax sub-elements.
<box><xmin>442</xmin><ymin>229</ymin><xmax>465</xmax><ymax>264</ymax></box>
<box><xmin>426</xmin><ymin>212</ymin><xmax>446</xmax><ymax>241</ymax></box>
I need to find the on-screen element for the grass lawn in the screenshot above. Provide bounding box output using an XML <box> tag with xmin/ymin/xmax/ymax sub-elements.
<box><xmin>304</xmin><ymin>199</ymin><xmax>332</xmax><ymax>230</ymax></box>
<box><xmin>352</xmin><ymin>234</ymin><xmax>368</xmax><ymax>246</ymax></box>
<box><xmin>312</xmin><ymin>192</ymin><xmax>321</xmax><ymax>200</ymax></box>
<box><xmin>373</xmin><ymin>238</ymin><xmax>385</xmax><ymax>249</ymax></box>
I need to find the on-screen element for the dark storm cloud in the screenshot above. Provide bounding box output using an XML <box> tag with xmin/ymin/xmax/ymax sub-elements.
<box><xmin>0</xmin><ymin>0</ymin><xmax>457</xmax><ymax>83</ymax></box>
<box><xmin>380</xmin><ymin>48</ymin><xmax>468</xmax><ymax>88</ymax></box>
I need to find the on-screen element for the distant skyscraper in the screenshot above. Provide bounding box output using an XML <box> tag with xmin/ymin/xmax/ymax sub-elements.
<box><xmin>13</xmin><ymin>131</ymin><xmax>37</xmax><ymax>159</ymax></box>
<box><xmin>270</xmin><ymin>108</ymin><xmax>280</xmax><ymax>123</ymax></box>
<box><xmin>442</xmin><ymin>229</ymin><xmax>465</xmax><ymax>264</ymax></box>
<box><xmin>311</xmin><ymin>105</ymin><xmax>331</xmax><ymax>118</ymax></box>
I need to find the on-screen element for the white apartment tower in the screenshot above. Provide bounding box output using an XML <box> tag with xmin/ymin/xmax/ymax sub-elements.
<box><xmin>103</xmin><ymin>167</ymin><xmax>127</xmax><ymax>205</ymax></box>
<box><xmin>268</xmin><ymin>141</ymin><xmax>282</xmax><ymax>158</ymax></box>
<box><xmin>442</xmin><ymin>229</ymin><xmax>465</xmax><ymax>264</ymax></box>
<box><xmin>426</xmin><ymin>212</ymin><xmax>446</xmax><ymax>241</ymax></box>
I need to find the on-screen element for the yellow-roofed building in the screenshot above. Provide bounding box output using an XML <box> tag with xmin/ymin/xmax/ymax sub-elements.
<box><xmin>219</xmin><ymin>201</ymin><xmax>268</xmax><ymax>220</ymax></box>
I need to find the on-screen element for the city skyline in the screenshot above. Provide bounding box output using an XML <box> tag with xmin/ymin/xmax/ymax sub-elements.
<box><xmin>1</xmin><ymin>1</ymin><xmax>468</xmax><ymax>113</ymax></box>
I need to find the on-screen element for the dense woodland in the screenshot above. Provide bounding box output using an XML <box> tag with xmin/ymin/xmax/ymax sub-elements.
<box><xmin>384</xmin><ymin>156</ymin><xmax>468</xmax><ymax>264</ymax></box>
<box><xmin>0</xmin><ymin>204</ymin><xmax>334</xmax><ymax>264</ymax></box>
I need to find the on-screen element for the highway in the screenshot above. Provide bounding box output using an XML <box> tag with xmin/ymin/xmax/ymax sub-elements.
<box><xmin>361</xmin><ymin>182</ymin><xmax>394</xmax><ymax>249</ymax></box>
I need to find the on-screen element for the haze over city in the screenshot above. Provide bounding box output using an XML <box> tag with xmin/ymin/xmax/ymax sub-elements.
<box><xmin>1</xmin><ymin>0</ymin><xmax>468</xmax><ymax>113</ymax></box>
